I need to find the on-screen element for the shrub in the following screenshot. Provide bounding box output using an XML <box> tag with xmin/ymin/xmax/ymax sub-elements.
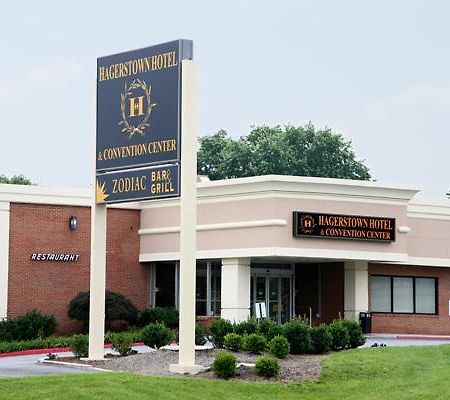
<box><xmin>329</xmin><ymin>320</ymin><xmax>350</xmax><ymax>350</ymax></box>
<box><xmin>233</xmin><ymin>318</ymin><xmax>258</xmax><ymax>335</ymax></box>
<box><xmin>196</xmin><ymin>323</ymin><xmax>206</xmax><ymax>346</ymax></box>
<box><xmin>210</xmin><ymin>318</ymin><xmax>234</xmax><ymax>348</ymax></box>
<box><xmin>69</xmin><ymin>334</ymin><xmax>89</xmax><ymax>358</ymax></box>
<box><xmin>310</xmin><ymin>325</ymin><xmax>333</xmax><ymax>354</ymax></box>
<box><xmin>137</xmin><ymin>307</ymin><xmax>179</xmax><ymax>329</ymax></box>
<box><xmin>141</xmin><ymin>323</ymin><xmax>173</xmax><ymax>349</ymax></box>
<box><xmin>244</xmin><ymin>333</ymin><xmax>267</xmax><ymax>354</ymax></box>
<box><xmin>0</xmin><ymin>310</ymin><xmax>57</xmax><ymax>341</ymax></box>
<box><xmin>68</xmin><ymin>291</ymin><xmax>138</xmax><ymax>332</ymax></box>
<box><xmin>110</xmin><ymin>332</ymin><xmax>134</xmax><ymax>356</ymax></box>
<box><xmin>0</xmin><ymin>336</ymin><xmax>70</xmax><ymax>354</ymax></box>
<box><xmin>258</xmin><ymin>318</ymin><xmax>283</xmax><ymax>341</ymax></box>
<box><xmin>282</xmin><ymin>318</ymin><xmax>311</xmax><ymax>354</ymax></box>
<box><xmin>341</xmin><ymin>319</ymin><xmax>365</xmax><ymax>348</ymax></box>
<box><xmin>268</xmin><ymin>335</ymin><xmax>290</xmax><ymax>358</ymax></box>
<box><xmin>255</xmin><ymin>356</ymin><xmax>280</xmax><ymax>378</ymax></box>
<box><xmin>212</xmin><ymin>350</ymin><xmax>237</xmax><ymax>379</ymax></box>
<box><xmin>223</xmin><ymin>333</ymin><xmax>244</xmax><ymax>352</ymax></box>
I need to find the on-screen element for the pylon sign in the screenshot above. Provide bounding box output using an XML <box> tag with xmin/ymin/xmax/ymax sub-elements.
<box><xmin>95</xmin><ymin>39</ymin><xmax>193</xmax><ymax>203</ymax></box>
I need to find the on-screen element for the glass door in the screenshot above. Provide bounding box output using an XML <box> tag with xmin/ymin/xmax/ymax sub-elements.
<box><xmin>251</xmin><ymin>274</ymin><xmax>292</xmax><ymax>323</ymax></box>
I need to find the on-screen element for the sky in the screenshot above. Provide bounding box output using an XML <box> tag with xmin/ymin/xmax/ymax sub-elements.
<box><xmin>0</xmin><ymin>1</ymin><xmax>449</xmax><ymax>197</ymax></box>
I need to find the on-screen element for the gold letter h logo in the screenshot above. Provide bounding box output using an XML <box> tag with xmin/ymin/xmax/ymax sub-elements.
<box><xmin>129</xmin><ymin>96</ymin><xmax>144</xmax><ymax>117</ymax></box>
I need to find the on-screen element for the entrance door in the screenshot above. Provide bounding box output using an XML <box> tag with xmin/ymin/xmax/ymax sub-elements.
<box><xmin>251</xmin><ymin>274</ymin><xmax>292</xmax><ymax>324</ymax></box>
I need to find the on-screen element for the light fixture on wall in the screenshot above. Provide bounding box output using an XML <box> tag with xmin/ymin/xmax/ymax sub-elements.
<box><xmin>69</xmin><ymin>216</ymin><xmax>78</xmax><ymax>231</ymax></box>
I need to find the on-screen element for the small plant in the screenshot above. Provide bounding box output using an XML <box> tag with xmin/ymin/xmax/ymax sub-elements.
<box><xmin>329</xmin><ymin>320</ymin><xmax>350</xmax><ymax>350</ymax></box>
<box><xmin>233</xmin><ymin>318</ymin><xmax>258</xmax><ymax>335</ymax></box>
<box><xmin>258</xmin><ymin>318</ymin><xmax>283</xmax><ymax>341</ymax></box>
<box><xmin>141</xmin><ymin>323</ymin><xmax>173</xmax><ymax>349</ymax></box>
<box><xmin>212</xmin><ymin>350</ymin><xmax>237</xmax><ymax>379</ymax></box>
<box><xmin>68</xmin><ymin>334</ymin><xmax>89</xmax><ymax>358</ymax></box>
<box><xmin>137</xmin><ymin>307</ymin><xmax>179</xmax><ymax>329</ymax></box>
<box><xmin>268</xmin><ymin>335</ymin><xmax>290</xmax><ymax>358</ymax></box>
<box><xmin>196</xmin><ymin>323</ymin><xmax>207</xmax><ymax>346</ymax></box>
<box><xmin>310</xmin><ymin>325</ymin><xmax>333</xmax><ymax>354</ymax></box>
<box><xmin>255</xmin><ymin>356</ymin><xmax>280</xmax><ymax>378</ymax></box>
<box><xmin>110</xmin><ymin>332</ymin><xmax>134</xmax><ymax>356</ymax></box>
<box><xmin>244</xmin><ymin>333</ymin><xmax>267</xmax><ymax>354</ymax></box>
<box><xmin>210</xmin><ymin>318</ymin><xmax>234</xmax><ymax>348</ymax></box>
<box><xmin>223</xmin><ymin>333</ymin><xmax>244</xmax><ymax>352</ymax></box>
<box><xmin>341</xmin><ymin>320</ymin><xmax>365</xmax><ymax>348</ymax></box>
<box><xmin>282</xmin><ymin>318</ymin><xmax>311</xmax><ymax>354</ymax></box>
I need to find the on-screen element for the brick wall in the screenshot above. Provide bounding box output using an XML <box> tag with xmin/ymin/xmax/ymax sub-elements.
<box><xmin>369</xmin><ymin>263</ymin><xmax>450</xmax><ymax>335</ymax></box>
<box><xmin>8</xmin><ymin>203</ymin><xmax>149</xmax><ymax>334</ymax></box>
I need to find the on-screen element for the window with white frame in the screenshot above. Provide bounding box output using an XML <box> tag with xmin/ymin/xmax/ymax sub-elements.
<box><xmin>370</xmin><ymin>275</ymin><xmax>437</xmax><ymax>314</ymax></box>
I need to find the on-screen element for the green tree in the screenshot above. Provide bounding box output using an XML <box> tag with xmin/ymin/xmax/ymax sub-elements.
<box><xmin>0</xmin><ymin>174</ymin><xmax>34</xmax><ymax>185</ymax></box>
<box><xmin>197</xmin><ymin>123</ymin><xmax>371</xmax><ymax>181</ymax></box>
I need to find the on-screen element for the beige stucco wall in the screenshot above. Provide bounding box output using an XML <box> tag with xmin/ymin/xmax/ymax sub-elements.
<box><xmin>139</xmin><ymin>176</ymin><xmax>450</xmax><ymax>266</ymax></box>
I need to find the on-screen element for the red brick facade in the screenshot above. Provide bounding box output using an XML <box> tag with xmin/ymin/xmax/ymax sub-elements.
<box><xmin>369</xmin><ymin>263</ymin><xmax>450</xmax><ymax>335</ymax></box>
<box><xmin>8</xmin><ymin>203</ymin><xmax>149</xmax><ymax>333</ymax></box>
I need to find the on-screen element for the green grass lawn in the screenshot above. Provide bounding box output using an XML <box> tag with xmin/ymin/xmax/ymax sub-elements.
<box><xmin>1</xmin><ymin>345</ymin><xmax>450</xmax><ymax>400</ymax></box>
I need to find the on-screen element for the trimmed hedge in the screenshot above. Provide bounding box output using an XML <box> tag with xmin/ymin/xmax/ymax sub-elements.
<box><xmin>244</xmin><ymin>333</ymin><xmax>267</xmax><ymax>354</ymax></box>
<box><xmin>255</xmin><ymin>356</ymin><xmax>280</xmax><ymax>378</ymax></box>
<box><xmin>0</xmin><ymin>336</ymin><xmax>70</xmax><ymax>354</ymax></box>
<box><xmin>110</xmin><ymin>332</ymin><xmax>134</xmax><ymax>356</ymax></box>
<box><xmin>141</xmin><ymin>323</ymin><xmax>173</xmax><ymax>349</ymax></box>
<box><xmin>68</xmin><ymin>334</ymin><xmax>88</xmax><ymax>358</ymax></box>
<box><xmin>224</xmin><ymin>333</ymin><xmax>244</xmax><ymax>352</ymax></box>
<box><xmin>137</xmin><ymin>307</ymin><xmax>179</xmax><ymax>329</ymax></box>
<box><xmin>282</xmin><ymin>318</ymin><xmax>311</xmax><ymax>354</ymax></box>
<box><xmin>210</xmin><ymin>318</ymin><xmax>234</xmax><ymax>348</ymax></box>
<box><xmin>0</xmin><ymin>310</ymin><xmax>57</xmax><ymax>341</ymax></box>
<box><xmin>268</xmin><ymin>335</ymin><xmax>290</xmax><ymax>358</ymax></box>
<box><xmin>68</xmin><ymin>291</ymin><xmax>138</xmax><ymax>332</ymax></box>
<box><xmin>233</xmin><ymin>318</ymin><xmax>258</xmax><ymax>335</ymax></box>
<box><xmin>258</xmin><ymin>318</ymin><xmax>283</xmax><ymax>342</ymax></box>
<box><xmin>196</xmin><ymin>323</ymin><xmax>207</xmax><ymax>346</ymax></box>
<box><xmin>310</xmin><ymin>325</ymin><xmax>332</xmax><ymax>354</ymax></box>
<box><xmin>329</xmin><ymin>320</ymin><xmax>350</xmax><ymax>350</ymax></box>
<box><xmin>341</xmin><ymin>319</ymin><xmax>365</xmax><ymax>348</ymax></box>
<box><xmin>213</xmin><ymin>351</ymin><xmax>237</xmax><ymax>379</ymax></box>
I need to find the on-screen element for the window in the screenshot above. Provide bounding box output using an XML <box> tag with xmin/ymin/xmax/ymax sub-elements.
<box><xmin>196</xmin><ymin>261</ymin><xmax>221</xmax><ymax>317</ymax></box>
<box><xmin>370</xmin><ymin>275</ymin><xmax>437</xmax><ymax>315</ymax></box>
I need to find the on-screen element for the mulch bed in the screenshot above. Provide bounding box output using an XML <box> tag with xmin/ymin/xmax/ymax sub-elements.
<box><xmin>56</xmin><ymin>349</ymin><xmax>322</xmax><ymax>384</ymax></box>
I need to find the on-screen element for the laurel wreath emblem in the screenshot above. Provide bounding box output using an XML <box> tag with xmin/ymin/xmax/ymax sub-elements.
<box><xmin>119</xmin><ymin>79</ymin><xmax>156</xmax><ymax>138</ymax></box>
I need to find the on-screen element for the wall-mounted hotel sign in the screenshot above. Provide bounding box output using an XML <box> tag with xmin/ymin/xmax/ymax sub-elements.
<box><xmin>96</xmin><ymin>39</ymin><xmax>193</xmax><ymax>203</ymax></box>
<box><xmin>293</xmin><ymin>212</ymin><xmax>396</xmax><ymax>242</ymax></box>
<box><xmin>30</xmin><ymin>253</ymin><xmax>80</xmax><ymax>262</ymax></box>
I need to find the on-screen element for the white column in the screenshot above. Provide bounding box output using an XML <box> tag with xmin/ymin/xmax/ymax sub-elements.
<box><xmin>87</xmin><ymin>202</ymin><xmax>107</xmax><ymax>360</ymax></box>
<box><xmin>169</xmin><ymin>60</ymin><xmax>203</xmax><ymax>374</ymax></box>
<box><xmin>221</xmin><ymin>258</ymin><xmax>251</xmax><ymax>322</ymax></box>
<box><xmin>344</xmin><ymin>261</ymin><xmax>369</xmax><ymax>321</ymax></box>
<box><xmin>0</xmin><ymin>201</ymin><xmax>10</xmax><ymax>320</ymax></box>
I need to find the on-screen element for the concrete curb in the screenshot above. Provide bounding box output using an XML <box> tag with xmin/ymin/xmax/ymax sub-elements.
<box><xmin>0</xmin><ymin>342</ymin><xmax>146</xmax><ymax>358</ymax></box>
<box><xmin>38</xmin><ymin>357</ymin><xmax>112</xmax><ymax>372</ymax></box>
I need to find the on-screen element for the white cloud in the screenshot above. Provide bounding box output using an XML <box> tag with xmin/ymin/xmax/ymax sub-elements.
<box><xmin>364</xmin><ymin>83</ymin><xmax>450</xmax><ymax>118</ymax></box>
<box><xmin>0</xmin><ymin>60</ymin><xmax>83</xmax><ymax>97</ymax></box>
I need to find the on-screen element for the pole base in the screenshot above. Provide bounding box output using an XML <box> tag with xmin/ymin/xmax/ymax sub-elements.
<box><xmin>169</xmin><ymin>363</ymin><xmax>206</xmax><ymax>375</ymax></box>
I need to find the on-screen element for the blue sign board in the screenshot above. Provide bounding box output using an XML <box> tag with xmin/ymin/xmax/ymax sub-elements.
<box><xmin>96</xmin><ymin>39</ymin><xmax>193</xmax><ymax>203</ymax></box>
<box><xmin>96</xmin><ymin>164</ymin><xmax>180</xmax><ymax>204</ymax></box>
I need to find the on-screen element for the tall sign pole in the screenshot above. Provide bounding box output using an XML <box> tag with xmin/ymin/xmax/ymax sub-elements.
<box><xmin>90</xmin><ymin>41</ymin><xmax>199</xmax><ymax>369</ymax></box>
<box><xmin>169</xmin><ymin>60</ymin><xmax>202</xmax><ymax>373</ymax></box>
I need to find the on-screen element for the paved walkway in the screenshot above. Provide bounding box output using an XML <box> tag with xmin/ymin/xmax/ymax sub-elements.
<box><xmin>363</xmin><ymin>334</ymin><xmax>450</xmax><ymax>347</ymax></box>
